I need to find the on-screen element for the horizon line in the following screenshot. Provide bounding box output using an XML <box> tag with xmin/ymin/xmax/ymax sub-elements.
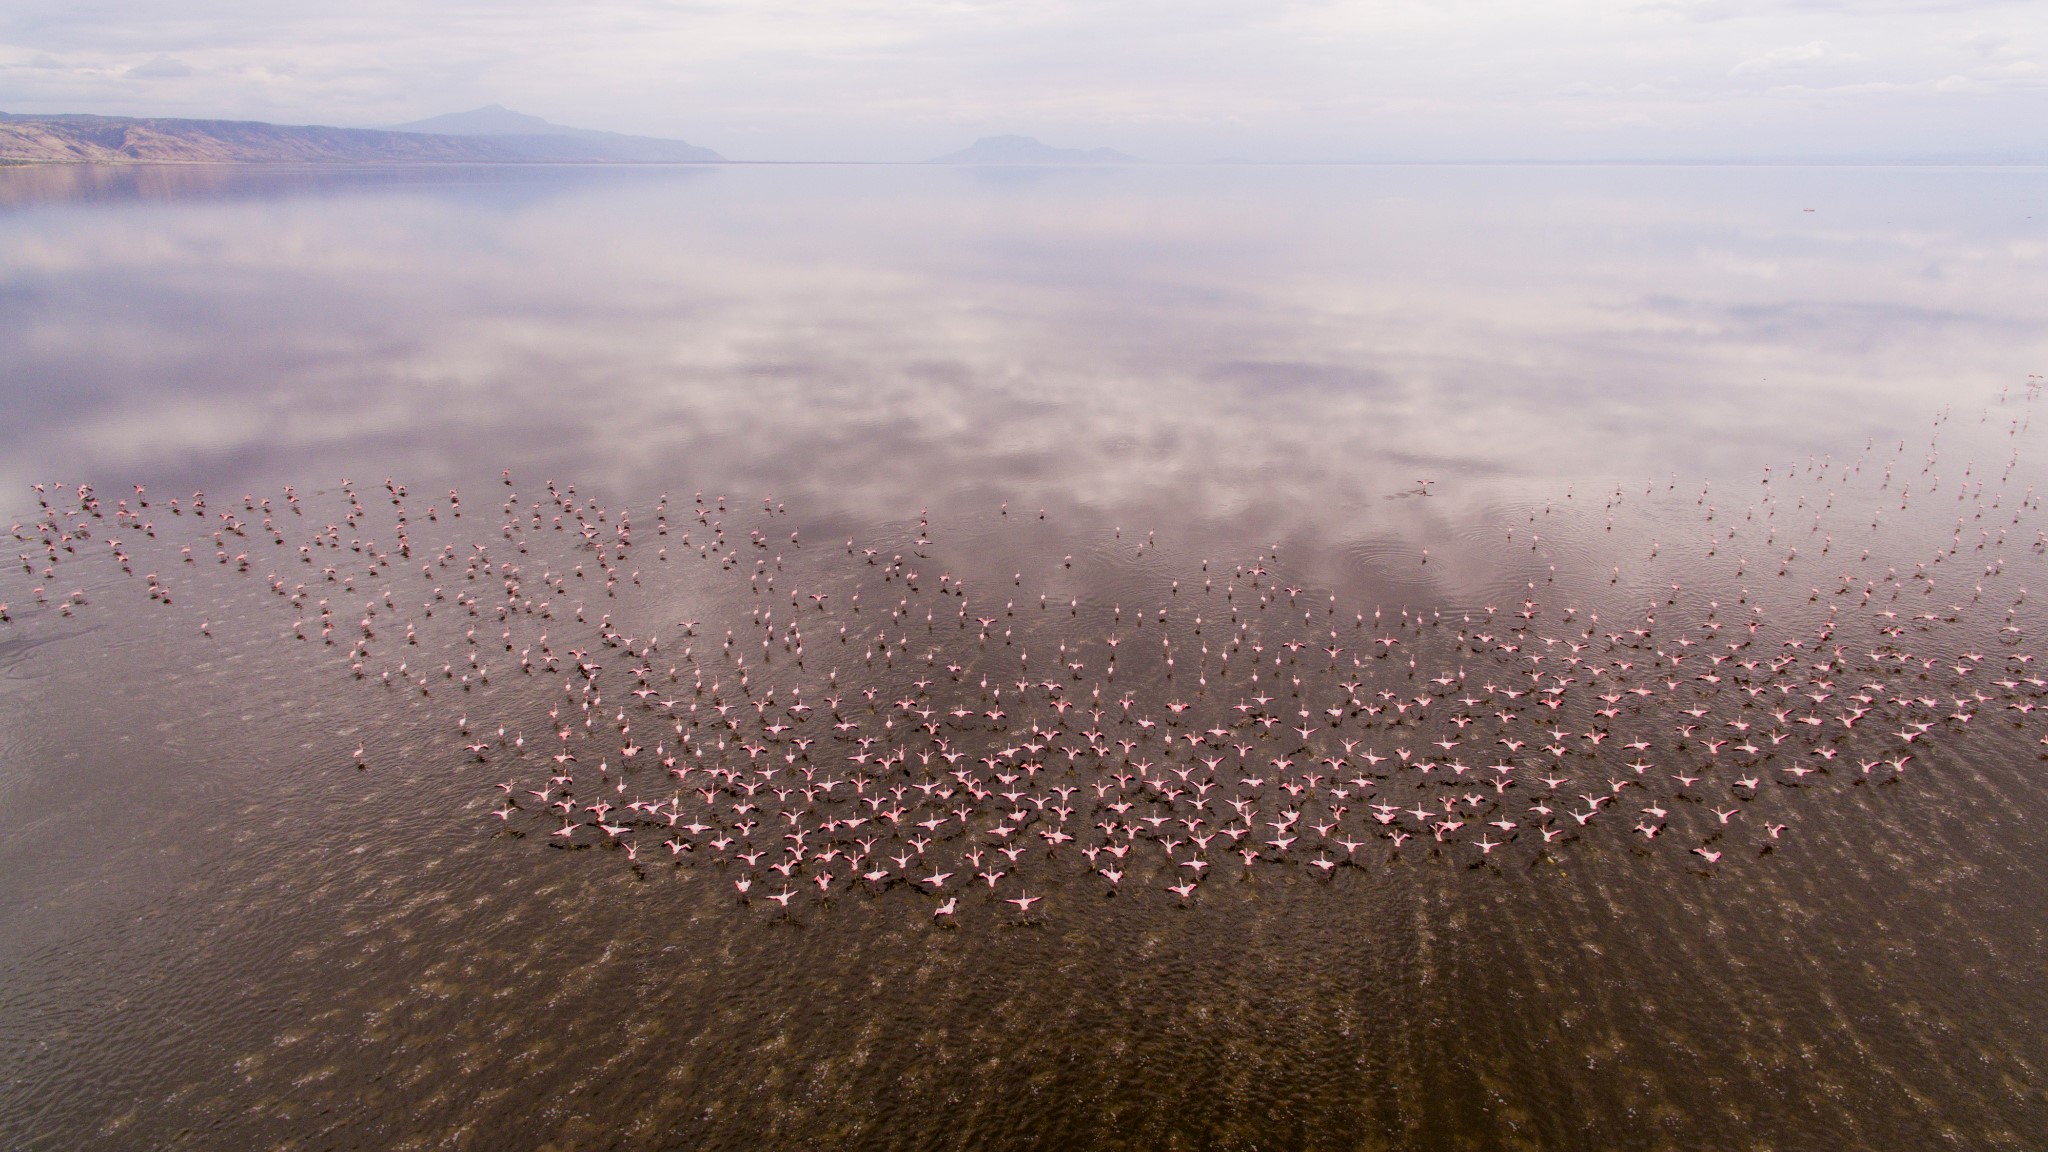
<box><xmin>3</xmin><ymin>110</ymin><xmax>2046</xmax><ymax>169</ymax></box>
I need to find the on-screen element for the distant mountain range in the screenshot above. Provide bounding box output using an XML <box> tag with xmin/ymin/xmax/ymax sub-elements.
<box><xmin>383</xmin><ymin>106</ymin><xmax>721</xmax><ymax>161</ymax></box>
<box><xmin>0</xmin><ymin>108</ymin><xmax>722</xmax><ymax>164</ymax></box>
<box><xmin>930</xmin><ymin>135</ymin><xmax>1138</xmax><ymax>164</ymax></box>
<box><xmin>0</xmin><ymin>116</ymin><xmax>1131</xmax><ymax>166</ymax></box>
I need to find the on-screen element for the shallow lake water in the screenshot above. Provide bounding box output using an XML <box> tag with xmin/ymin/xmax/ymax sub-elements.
<box><xmin>1</xmin><ymin>161</ymin><xmax>2046</xmax><ymax>1149</ymax></box>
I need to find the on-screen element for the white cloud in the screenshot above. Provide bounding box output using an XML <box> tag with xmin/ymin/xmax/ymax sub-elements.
<box><xmin>0</xmin><ymin>0</ymin><xmax>2042</xmax><ymax>159</ymax></box>
<box><xmin>125</xmin><ymin>54</ymin><xmax>194</xmax><ymax>78</ymax></box>
<box><xmin>1730</xmin><ymin>40</ymin><xmax>1839</xmax><ymax>74</ymax></box>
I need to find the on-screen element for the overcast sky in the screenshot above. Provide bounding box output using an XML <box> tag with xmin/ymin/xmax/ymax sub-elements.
<box><xmin>2</xmin><ymin>0</ymin><xmax>2043</xmax><ymax>161</ymax></box>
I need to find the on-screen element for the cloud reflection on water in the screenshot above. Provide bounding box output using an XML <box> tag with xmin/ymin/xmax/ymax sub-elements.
<box><xmin>0</xmin><ymin>163</ymin><xmax>2042</xmax><ymax>559</ymax></box>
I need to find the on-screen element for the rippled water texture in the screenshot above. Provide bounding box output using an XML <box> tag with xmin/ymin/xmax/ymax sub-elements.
<box><xmin>2</xmin><ymin>163</ymin><xmax>2046</xmax><ymax>1150</ymax></box>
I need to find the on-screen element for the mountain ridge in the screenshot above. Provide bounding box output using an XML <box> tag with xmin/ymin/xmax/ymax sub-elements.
<box><xmin>931</xmin><ymin>135</ymin><xmax>1138</xmax><ymax>165</ymax></box>
<box><xmin>384</xmin><ymin>105</ymin><xmax>721</xmax><ymax>161</ymax></box>
<box><xmin>0</xmin><ymin>110</ymin><xmax>722</xmax><ymax>164</ymax></box>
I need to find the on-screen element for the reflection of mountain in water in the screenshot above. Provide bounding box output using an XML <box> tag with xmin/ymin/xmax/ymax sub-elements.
<box><xmin>0</xmin><ymin>160</ymin><xmax>714</xmax><ymax>210</ymax></box>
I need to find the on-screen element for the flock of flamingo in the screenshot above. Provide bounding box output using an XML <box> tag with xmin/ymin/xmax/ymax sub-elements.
<box><xmin>7</xmin><ymin>387</ymin><xmax>2046</xmax><ymax>923</ymax></box>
